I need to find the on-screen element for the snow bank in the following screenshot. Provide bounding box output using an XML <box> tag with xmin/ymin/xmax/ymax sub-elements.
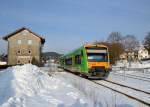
<box><xmin>0</xmin><ymin>64</ymin><xmax>91</xmax><ymax>107</ymax></box>
<box><xmin>0</xmin><ymin>61</ymin><xmax>7</xmax><ymax>65</ymax></box>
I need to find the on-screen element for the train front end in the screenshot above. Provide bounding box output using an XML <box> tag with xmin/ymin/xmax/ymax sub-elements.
<box><xmin>85</xmin><ymin>44</ymin><xmax>110</xmax><ymax>78</ymax></box>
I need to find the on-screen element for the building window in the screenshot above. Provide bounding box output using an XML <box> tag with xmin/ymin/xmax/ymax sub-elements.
<box><xmin>17</xmin><ymin>60</ymin><xmax>20</xmax><ymax>64</ymax></box>
<box><xmin>17</xmin><ymin>40</ymin><xmax>21</xmax><ymax>44</ymax></box>
<box><xmin>28</xmin><ymin>50</ymin><xmax>31</xmax><ymax>54</ymax></box>
<box><xmin>17</xmin><ymin>50</ymin><xmax>21</xmax><ymax>54</ymax></box>
<box><xmin>21</xmin><ymin>49</ymin><xmax>25</xmax><ymax>54</ymax></box>
<box><xmin>28</xmin><ymin>40</ymin><xmax>32</xmax><ymax>45</ymax></box>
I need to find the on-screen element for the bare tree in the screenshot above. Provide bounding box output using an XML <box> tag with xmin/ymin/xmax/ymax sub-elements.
<box><xmin>144</xmin><ymin>32</ymin><xmax>150</xmax><ymax>53</ymax></box>
<box><xmin>123</xmin><ymin>35</ymin><xmax>139</xmax><ymax>51</ymax></box>
<box><xmin>95</xmin><ymin>41</ymin><xmax>124</xmax><ymax>64</ymax></box>
<box><xmin>104</xmin><ymin>32</ymin><xmax>124</xmax><ymax>64</ymax></box>
<box><xmin>107</xmin><ymin>32</ymin><xmax>123</xmax><ymax>43</ymax></box>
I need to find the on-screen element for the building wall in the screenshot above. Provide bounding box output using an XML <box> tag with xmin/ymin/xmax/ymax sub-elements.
<box><xmin>7</xmin><ymin>30</ymin><xmax>42</xmax><ymax>65</ymax></box>
<box><xmin>119</xmin><ymin>48</ymin><xmax>149</xmax><ymax>61</ymax></box>
<box><xmin>138</xmin><ymin>49</ymin><xmax>149</xmax><ymax>60</ymax></box>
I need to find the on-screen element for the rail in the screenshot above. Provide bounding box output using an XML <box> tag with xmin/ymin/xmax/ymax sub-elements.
<box><xmin>61</xmin><ymin>68</ymin><xmax>150</xmax><ymax>106</ymax></box>
<box><xmin>91</xmin><ymin>80</ymin><xmax>150</xmax><ymax>106</ymax></box>
<box><xmin>110</xmin><ymin>72</ymin><xmax>150</xmax><ymax>82</ymax></box>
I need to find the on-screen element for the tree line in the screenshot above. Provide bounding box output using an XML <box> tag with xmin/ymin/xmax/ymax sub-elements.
<box><xmin>95</xmin><ymin>31</ymin><xmax>150</xmax><ymax>64</ymax></box>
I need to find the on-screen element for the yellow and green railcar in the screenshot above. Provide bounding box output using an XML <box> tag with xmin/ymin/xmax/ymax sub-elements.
<box><xmin>60</xmin><ymin>44</ymin><xmax>110</xmax><ymax>78</ymax></box>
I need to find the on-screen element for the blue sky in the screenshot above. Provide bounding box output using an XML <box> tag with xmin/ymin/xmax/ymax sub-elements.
<box><xmin>0</xmin><ymin>0</ymin><xmax>150</xmax><ymax>54</ymax></box>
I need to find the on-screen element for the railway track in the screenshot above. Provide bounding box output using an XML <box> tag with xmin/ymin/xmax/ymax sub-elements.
<box><xmin>104</xmin><ymin>79</ymin><xmax>150</xmax><ymax>95</ymax></box>
<box><xmin>110</xmin><ymin>72</ymin><xmax>150</xmax><ymax>82</ymax></box>
<box><xmin>62</xmin><ymin>68</ymin><xmax>150</xmax><ymax>106</ymax></box>
<box><xmin>92</xmin><ymin>80</ymin><xmax>150</xmax><ymax>106</ymax></box>
<box><xmin>112</xmin><ymin>67</ymin><xmax>150</xmax><ymax>74</ymax></box>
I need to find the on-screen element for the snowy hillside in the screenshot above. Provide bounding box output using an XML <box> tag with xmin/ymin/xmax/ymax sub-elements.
<box><xmin>0</xmin><ymin>64</ymin><xmax>91</xmax><ymax>107</ymax></box>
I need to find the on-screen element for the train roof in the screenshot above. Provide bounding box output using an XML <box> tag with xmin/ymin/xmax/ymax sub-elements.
<box><xmin>60</xmin><ymin>46</ymin><xmax>83</xmax><ymax>58</ymax></box>
<box><xmin>84</xmin><ymin>44</ymin><xmax>108</xmax><ymax>48</ymax></box>
<box><xmin>60</xmin><ymin>44</ymin><xmax>108</xmax><ymax>58</ymax></box>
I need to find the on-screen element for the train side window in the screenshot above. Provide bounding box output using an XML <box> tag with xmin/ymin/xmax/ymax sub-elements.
<box><xmin>65</xmin><ymin>58</ymin><xmax>72</xmax><ymax>65</ymax></box>
<box><xmin>81</xmin><ymin>50</ymin><xmax>83</xmax><ymax>56</ymax></box>
<box><xmin>75</xmin><ymin>55</ymin><xmax>81</xmax><ymax>64</ymax></box>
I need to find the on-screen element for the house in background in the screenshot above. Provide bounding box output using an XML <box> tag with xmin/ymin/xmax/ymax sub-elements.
<box><xmin>137</xmin><ymin>46</ymin><xmax>149</xmax><ymax>60</ymax></box>
<box><xmin>3</xmin><ymin>27</ymin><xmax>45</xmax><ymax>66</ymax></box>
<box><xmin>119</xmin><ymin>45</ymin><xmax>149</xmax><ymax>61</ymax></box>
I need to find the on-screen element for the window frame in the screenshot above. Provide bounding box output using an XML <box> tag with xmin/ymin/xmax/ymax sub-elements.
<box><xmin>17</xmin><ymin>40</ymin><xmax>22</xmax><ymax>45</ymax></box>
<box><xmin>28</xmin><ymin>49</ymin><xmax>32</xmax><ymax>54</ymax></box>
<box><xmin>75</xmin><ymin>55</ymin><xmax>81</xmax><ymax>64</ymax></box>
<box><xmin>28</xmin><ymin>40</ymin><xmax>32</xmax><ymax>45</ymax></box>
<box><xmin>17</xmin><ymin>49</ymin><xmax>21</xmax><ymax>55</ymax></box>
<box><xmin>17</xmin><ymin>60</ymin><xmax>21</xmax><ymax>64</ymax></box>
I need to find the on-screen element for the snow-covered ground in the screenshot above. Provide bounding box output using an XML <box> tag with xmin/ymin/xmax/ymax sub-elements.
<box><xmin>112</xmin><ymin>60</ymin><xmax>150</xmax><ymax>76</ymax></box>
<box><xmin>0</xmin><ymin>63</ymin><xmax>150</xmax><ymax>107</ymax></box>
<box><xmin>110</xmin><ymin>60</ymin><xmax>150</xmax><ymax>94</ymax></box>
<box><xmin>55</xmin><ymin>71</ymin><xmax>149</xmax><ymax>107</ymax></box>
<box><xmin>108</xmin><ymin>72</ymin><xmax>150</xmax><ymax>93</ymax></box>
<box><xmin>0</xmin><ymin>64</ymin><xmax>92</xmax><ymax>107</ymax></box>
<box><xmin>114</xmin><ymin>60</ymin><xmax>150</xmax><ymax>68</ymax></box>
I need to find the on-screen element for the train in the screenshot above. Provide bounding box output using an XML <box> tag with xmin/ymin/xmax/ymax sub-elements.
<box><xmin>60</xmin><ymin>44</ymin><xmax>111</xmax><ymax>78</ymax></box>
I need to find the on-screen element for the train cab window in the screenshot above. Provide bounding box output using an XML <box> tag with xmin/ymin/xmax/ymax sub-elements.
<box><xmin>87</xmin><ymin>53</ymin><xmax>108</xmax><ymax>62</ymax></box>
<box><xmin>75</xmin><ymin>55</ymin><xmax>81</xmax><ymax>64</ymax></box>
<box><xmin>65</xmin><ymin>58</ymin><xmax>72</xmax><ymax>65</ymax></box>
<box><xmin>86</xmin><ymin>47</ymin><xmax>108</xmax><ymax>62</ymax></box>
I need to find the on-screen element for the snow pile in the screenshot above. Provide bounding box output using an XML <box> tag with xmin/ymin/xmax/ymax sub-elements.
<box><xmin>0</xmin><ymin>61</ymin><xmax>7</xmax><ymax>65</ymax></box>
<box><xmin>0</xmin><ymin>64</ymin><xmax>91</xmax><ymax>107</ymax></box>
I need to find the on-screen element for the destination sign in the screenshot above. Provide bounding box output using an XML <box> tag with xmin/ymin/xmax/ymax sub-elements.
<box><xmin>86</xmin><ymin>49</ymin><xmax>107</xmax><ymax>53</ymax></box>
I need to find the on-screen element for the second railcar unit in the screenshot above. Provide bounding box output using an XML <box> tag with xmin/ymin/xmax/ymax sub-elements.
<box><xmin>60</xmin><ymin>44</ymin><xmax>110</xmax><ymax>78</ymax></box>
